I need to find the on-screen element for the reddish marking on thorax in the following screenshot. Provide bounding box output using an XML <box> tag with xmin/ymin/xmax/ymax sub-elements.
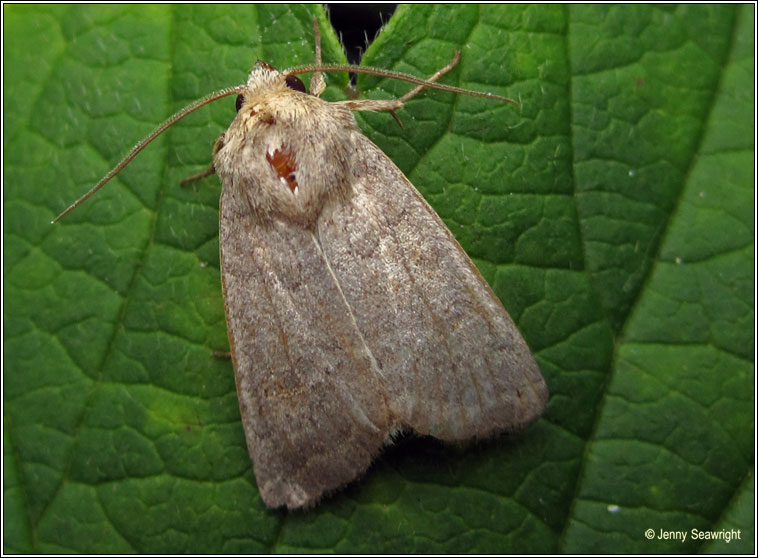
<box><xmin>266</xmin><ymin>148</ymin><xmax>299</xmax><ymax>193</ymax></box>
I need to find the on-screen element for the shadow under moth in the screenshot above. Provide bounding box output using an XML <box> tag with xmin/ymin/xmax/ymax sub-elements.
<box><xmin>55</xmin><ymin>20</ymin><xmax>549</xmax><ymax>509</ymax></box>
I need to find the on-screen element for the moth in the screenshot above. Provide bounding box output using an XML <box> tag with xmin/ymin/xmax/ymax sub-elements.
<box><xmin>56</xmin><ymin>21</ymin><xmax>549</xmax><ymax>509</ymax></box>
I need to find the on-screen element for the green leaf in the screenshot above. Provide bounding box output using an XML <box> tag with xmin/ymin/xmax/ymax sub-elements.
<box><xmin>3</xmin><ymin>4</ymin><xmax>753</xmax><ymax>554</ymax></box>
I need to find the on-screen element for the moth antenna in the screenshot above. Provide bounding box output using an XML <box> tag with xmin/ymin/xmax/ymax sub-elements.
<box><xmin>309</xmin><ymin>18</ymin><xmax>325</xmax><ymax>96</ymax></box>
<box><xmin>285</xmin><ymin>63</ymin><xmax>518</xmax><ymax>105</ymax></box>
<box><xmin>53</xmin><ymin>85</ymin><xmax>246</xmax><ymax>223</ymax></box>
<box><xmin>397</xmin><ymin>50</ymin><xmax>460</xmax><ymax>105</ymax></box>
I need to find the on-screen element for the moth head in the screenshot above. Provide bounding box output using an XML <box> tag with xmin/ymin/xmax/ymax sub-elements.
<box><xmin>234</xmin><ymin>61</ymin><xmax>311</xmax><ymax>121</ymax></box>
<box><xmin>241</xmin><ymin>61</ymin><xmax>308</xmax><ymax>102</ymax></box>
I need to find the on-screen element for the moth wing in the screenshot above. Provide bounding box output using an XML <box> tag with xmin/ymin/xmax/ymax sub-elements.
<box><xmin>317</xmin><ymin>133</ymin><xmax>548</xmax><ymax>441</ymax></box>
<box><xmin>219</xmin><ymin>186</ymin><xmax>391</xmax><ymax>509</ymax></box>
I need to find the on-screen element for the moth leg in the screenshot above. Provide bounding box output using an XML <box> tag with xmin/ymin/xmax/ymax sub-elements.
<box><xmin>180</xmin><ymin>165</ymin><xmax>215</xmax><ymax>186</ymax></box>
<box><xmin>180</xmin><ymin>133</ymin><xmax>225</xmax><ymax>186</ymax></box>
<box><xmin>336</xmin><ymin>98</ymin><xmax>404</xmax><ymax>112</ymax></box>
<box><xmin>212</xmin><ymin>351</ymin><xmax>232</xmax><ymax>359</ymax></box>
<box><xmin>310</xmin><ymin>18</ymin><xmax>326</xmax><ymax>97</ymax></box>
<box><xmin>334</xmin><ymin>50</ymin><xmax>462</xmax><ymax>122</ymax></box>
<box><xmin>397</xmin><ymin>50</ymin><xmax>461</xmax><ymax>104</ymax></box>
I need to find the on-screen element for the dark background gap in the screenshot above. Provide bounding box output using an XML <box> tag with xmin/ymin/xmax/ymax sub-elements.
<box><xmin>325</xmin><ymin>4</ymin><xmax>398</xmax><ymax>64</ymax></box>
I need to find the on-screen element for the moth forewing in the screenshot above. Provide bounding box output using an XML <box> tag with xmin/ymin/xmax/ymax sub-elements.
<box><xmin>315</xmin><ymin>137</ymin><xmax>548</xmax><ymax>439</ymax></box>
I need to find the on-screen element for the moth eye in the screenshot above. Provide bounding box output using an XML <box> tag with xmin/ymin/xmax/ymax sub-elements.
<box><xmin>285</xmin><ymin>75</ymin><xmax>307</xmax><ymax>93</ymax></box>
<box><xmin>235</xmin><ymin>94</ymin><xmax>244</xmax><ymax>112</ymax></box>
